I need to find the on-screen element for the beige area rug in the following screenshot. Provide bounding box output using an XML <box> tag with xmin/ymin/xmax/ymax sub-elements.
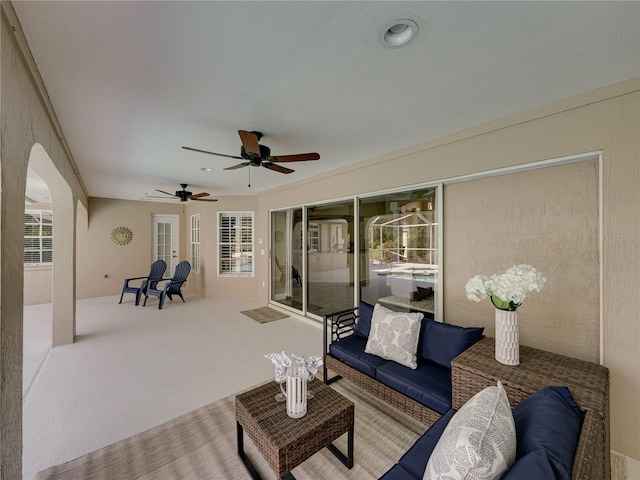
<box><xmin>240</xmin><ymin>306</ymin><xmax>289</xmax><ymax>324</ymax></box>
<box><xmin>34</xmin><ymin>379</ymin><xmax>427</xmax><ymax>480</ymax></box>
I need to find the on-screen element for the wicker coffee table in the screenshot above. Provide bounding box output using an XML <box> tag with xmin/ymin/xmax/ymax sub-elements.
<box><xmin>235</xmin><ymin>377</ymin><xmax>354</xmax><ymax>479</ymax></box>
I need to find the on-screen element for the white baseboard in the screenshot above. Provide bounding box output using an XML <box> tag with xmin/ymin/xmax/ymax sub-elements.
<box><xmin>612</xmin><ymin>450</ymin><xmax>640</xmax><ymax>480</ymax></box>
<box><xmin>626</xmin><ymin>454</ymin><xmax>640</xmax><ymax>479</ymax></box>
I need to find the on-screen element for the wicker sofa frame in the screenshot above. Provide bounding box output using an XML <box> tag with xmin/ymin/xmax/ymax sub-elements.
<box><xmin>451</xmin><ymin>338</ymin><xmax>610</xmax><ymax>480</ymax></box>
<box><xmin>323</xmin><ymin>306</ymin><xmax>442</xmax><ymax>427</ymax></box>
<box><xmin>324</xmin><ymin>307</ymin><xmax>610</xmax><ymax>480</ymax></box>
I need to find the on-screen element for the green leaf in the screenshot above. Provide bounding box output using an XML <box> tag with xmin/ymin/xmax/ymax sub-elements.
<box><xmin>491</xmin><ymin>295</ymin><xmax>511</xmax><ymax>311</ymax></box>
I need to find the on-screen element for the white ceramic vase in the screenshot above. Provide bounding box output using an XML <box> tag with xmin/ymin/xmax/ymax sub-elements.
<box><xmin>280</xmin><ymin>366</ymin><xmax>309</xmax><ymax>418</ymax></box>
<box><xmin>495</xmin><ymin>309</ymin><xmax>520</xmax><ymax>365</ymax></box>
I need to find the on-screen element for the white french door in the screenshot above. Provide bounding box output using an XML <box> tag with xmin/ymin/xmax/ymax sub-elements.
<box><xmin>152</xmin><ymin>214</ymin><xmax>179</xmax><ymax>277</ymax></box>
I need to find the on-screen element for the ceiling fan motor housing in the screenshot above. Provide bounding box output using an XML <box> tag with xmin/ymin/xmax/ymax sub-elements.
<box><xmin>176</xmin><ymin>184</ymin><xmax>192</xmax><ymax>201</ymax></box>
<box><xmin>240</xmin><ymin>144</ymin><xmax>271</xmax><ymax>164</ymax></box>
<box><xmin>183</xmin><ymin>129</ymin><xmax>318</xmax><ymax>176</ymax></box>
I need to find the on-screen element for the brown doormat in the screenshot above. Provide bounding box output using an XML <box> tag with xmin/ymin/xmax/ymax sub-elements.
<box><xmin>241</xmin><ymin>306</ymin><xmax>289</xmax><ymax>324</ymax></box>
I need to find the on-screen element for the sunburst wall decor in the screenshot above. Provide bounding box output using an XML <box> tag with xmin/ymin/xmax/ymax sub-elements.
<box><xmin>110</xmin><ymin>226</ymin><xmax>133</xmax><ymax>246</ymax></box>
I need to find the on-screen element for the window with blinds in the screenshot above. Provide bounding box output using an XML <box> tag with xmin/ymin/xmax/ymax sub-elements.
<box><xmin>218</xmin><ymin>211</ymin><xmax>254</xmax><ymax>276</ymax></box>
<box><xmin>190</xmin><ymin>214</ymin><xmax>201</xmax><ymax>273</ymax></box>
<box><xmin>24</xmin><ymin>210</ymin><xmax>53</xmax><ymax>265</ymax></box>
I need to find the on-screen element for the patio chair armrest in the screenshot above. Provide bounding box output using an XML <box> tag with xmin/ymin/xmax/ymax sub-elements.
<box><xmin>323</xmin><ymin>306</ymin><xmax>358</xmax><ymax>354</ymax></box>
<box><xmin>122</xmin><ymin>276</ymin><xmax>148</xmax><ymax>288</ymax></box>
<box><xmin>323</xmin><ymin>306</ymin><xmax>358</xmax><ymax>384</ymax></box>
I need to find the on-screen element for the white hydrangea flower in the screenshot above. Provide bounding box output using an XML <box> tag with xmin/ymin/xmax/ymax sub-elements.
<box><xmin>465</xmin><ymin>265</ymin><xmax>546</xmax><ymax>311</ymax></box>
<box><xmin>465</xmin><ymin>274</ymin><xmax>489</xmax><ymax>302</ymax></box>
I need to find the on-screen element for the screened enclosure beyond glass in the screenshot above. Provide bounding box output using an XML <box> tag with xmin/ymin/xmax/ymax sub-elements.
<box><xmin>271</xmin><ymin>186</ymin><xmax>439</xmax><ymax>320</ymax></box>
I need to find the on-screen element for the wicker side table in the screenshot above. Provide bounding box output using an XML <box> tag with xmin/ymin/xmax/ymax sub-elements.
<box><xmin>235</xmin><ymin>378</ymin><xmax>354</xmax><ymax>479</ymax></box>
<box><xmin>451</xmin><ymin>336</ymin><xmax>610</xmax><ymax>479</ymax></box>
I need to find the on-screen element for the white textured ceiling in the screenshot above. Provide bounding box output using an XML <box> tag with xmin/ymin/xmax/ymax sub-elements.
<box><xmin>14</xmin><ymin>1</ymin><xmax>640</xmax><ymax>202</ymax></box>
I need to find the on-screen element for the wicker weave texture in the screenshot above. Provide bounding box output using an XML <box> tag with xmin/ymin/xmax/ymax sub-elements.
<box><xmin>451</xmin><ymin>337</ymin><xmax>610</xmax><ymax>480</ymax></box>
<box><xmin>235</xmin><ymin>378</ymin><xmax>354</xmax><ymax>478</ymax></box>
<box><xmin>325</xmin><ymin>355</ymin><xmax>441</xmax><ymax>427</ymax></box>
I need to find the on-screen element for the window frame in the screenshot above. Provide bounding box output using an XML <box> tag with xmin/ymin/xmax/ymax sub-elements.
<box><xmin>190</xmin><ymin>213</ymin><xmax>201</xmax><ymax>273</ymax></box>
<box><xmin>218</xmin><ymin>211</ymin><xmax>254</xmax><ymax>277</ymax></box>
<box><xmin>24</xmin><ymin>209</ymin><xmax>53</xmax><ymax>266</ymax></box>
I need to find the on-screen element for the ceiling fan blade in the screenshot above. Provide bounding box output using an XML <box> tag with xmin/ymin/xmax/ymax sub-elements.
<box><xmin>190</xmin><ymin>192</ymin><xmax>210</xmax><ymax>198</ymax></box>
<box><xmin>269</xmin><ymin>153</ymin><xmax>320</xmax><ymax>163</ymax></box>
<box><xmin>238</xmin><ymin>130</ymin><xmax>261</xmax><ymax>157</ymax></box>
<box><xmin>191</xmin><ymin>197</ymin><xmax>218</xmax><ymax>202</ymax></box>
<box><xmin>224</xmin><ymin>162</ymin><xmax>250</xmax><ymax>170</ymax></box>
<box><xmin>156</xmin><ymin>189</ymin><xmax>178</xmax><ymax>197</ymax></box>
<box><xmin>263</xmin><ymin>163</ymin><xmax>294</xmax><ymax>174</ymax></box>
<box><xmin>182</xmin><ymin>146</ymin><xmax>242</xmax><ymax>160</ymax></box>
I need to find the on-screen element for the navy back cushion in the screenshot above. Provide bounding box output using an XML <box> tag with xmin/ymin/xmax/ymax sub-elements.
<box><xmin>418</xmin><ymin>319</ymin><xmax>484</xmax><ymax>368</ymax></box>
<box><xmin>512</xmin><ymin>386</ymin><xmax>583</xmax><ymax>480</ymax></box>
<box><xmin>354</xmin><ymin>301</ymin><xmax>375</xmax><ymax>337</ymax></box>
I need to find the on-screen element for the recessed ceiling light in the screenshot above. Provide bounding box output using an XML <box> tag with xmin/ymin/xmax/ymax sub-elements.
<box><xmin>380</xmin><ymin>19</ymin><xmax>418</xmax><ymax>48</ymax></box>
<box><xmin>201</xmin><ymin>167</ymin><xmax>213</xmax><ymax>172</ymax></box>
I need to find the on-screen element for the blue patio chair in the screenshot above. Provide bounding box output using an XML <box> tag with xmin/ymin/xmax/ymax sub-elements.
<box><xmin>142</xmin><ymin>260</ymin><xmax>191</xmax><ymax>309</ymax></box>
<box><xmin>119</xmin><ymin>260</ymin><xmax>167</xmax><ymax>306</ymax></box>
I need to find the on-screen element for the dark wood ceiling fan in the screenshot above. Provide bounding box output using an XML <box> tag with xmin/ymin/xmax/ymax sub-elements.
<box><xmin>182</xmin><ymin>130</ymin><xmax>320</xmax><ymax>174</ymax></box>
<box><xmin>152</xmin><ymin>184</ymin><xmax>218</xmax><ymax>202</ymax></box>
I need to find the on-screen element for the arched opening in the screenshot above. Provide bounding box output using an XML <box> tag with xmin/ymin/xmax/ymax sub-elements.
<box><xmin>23</xmin><ymin>167</ymin><xmax>54</xmax><ymax>398</ymax></box>
<box><xmin>26</xmin><ymin>144</ymin><xmax>76</xmax><ymax>345</ymax></box>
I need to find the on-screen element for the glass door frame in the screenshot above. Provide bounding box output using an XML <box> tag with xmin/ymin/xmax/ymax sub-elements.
<box><xmin>304</xmin><ymin>198</ymin><xmax>357</xmax><ymax>320</ymax></box>
<box><xmin>269</xmin><ymin>182</ymin><xmax>442</xmax><ymax>322</ymax></box>
<box><xmin>151</xmin><ymin>214</ymin><xmax>179</xmax><ymax>278</ymax></box>
<box><xmin>357</xmin><ymin>183</ymin><xmax>443</xmax><ymax>322</ymax></box>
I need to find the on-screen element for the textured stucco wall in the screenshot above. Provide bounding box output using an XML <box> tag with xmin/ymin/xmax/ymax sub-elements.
<box><xmin>257</xmin><ymin>81</ymin><xmax>640</xmax><ymax>458</ymax></box>
<box><xmin>29</xmin><ymin>195</ymin><xmax>262</xmax><ymax>304</ymax></box>
<box><xmin>444</xmin><ymin>160</ymin><xmax>599</xmax><ymax>362</ymax></box>
<box><xmin>23</xmin><ymin>267</ymin><xmax>52</xmax><ymax>306</ymax></box>
<box><xmin>185</xmin><ymin>196</ymin><xmax>260</xmax><ymax>300</ymax></box>
<box><xmin>73</xmin><ymin>196</ymin><xmax>261</xmax><ymax>302</ymax></box>
<box><xmin>1</xmin><ymin>6</ymin><xmax>88</xmax><ymax>477</ymax></box>
<box><xmin>76</xmin><ymin>198</ymin><xmax>185</xmax><ymax>300</ymax></box>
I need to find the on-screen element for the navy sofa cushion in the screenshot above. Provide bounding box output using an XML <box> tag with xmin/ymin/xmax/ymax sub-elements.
<box><xmin>378</xmin><ymin>464</ymin><xmax>416</xmax><ymax>480</ymax></box>
<box><xmin>354</xmin><ymin>301</ymin><xmax>375</xmax><ymax>337</ymax></box>
<box><xmin>418</xmin><ymin>318</ymin><xmax>484</xmax><ymax>368</ymax></box>
<box><xmin>379</xmin><ymin>386</ymin><xmax>583</xmax><ymax>480</ymax></box>
<box><xmin>512</xmin><ymin>386</ymin><xmax>582</xmax><ymax>480</ymax></box>
<box><xmin>501</xmin><ymin>450</ymin><xmax>557</xmax><ymax>480</ymax></box>
<box><xmin>329</xmin><ymin>335</ymin><xmax>388</xmax><ymax>377</ymax></box>
<box><xmin>379</xmin><ymin>409</ymin><xmax>456</xmax><ymax>480</ymax></box>
<box><xmin>375</xmin><ymin>361</ymin><xmax>452</xmax><ymax>414</ymax></box>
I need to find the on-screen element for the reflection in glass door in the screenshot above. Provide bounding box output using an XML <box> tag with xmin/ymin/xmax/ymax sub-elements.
<box><xmin>269</xmin><ymin>187</ymin><xmax>440</xmax><ymax>321</ymax></box>
<box><xmin>271</xmin><ymin>209</ymin><xmax>303</xmax><ymax>311</ymax></box>
<box><xmin>306</xmin><ymin>200</ymin><xmax>354</xmax><ymax>317</ymax></box>
<box><xmin>359</xmin><ymin>187</ymin><xmax>439</xmax><ymax>320</ymax></box>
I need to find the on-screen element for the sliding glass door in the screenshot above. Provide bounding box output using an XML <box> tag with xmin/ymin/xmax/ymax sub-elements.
<box><xmin>359</xmin><ymin>187</ymin><xmax>439</xmax><ymax>319</ymax></box>
<box><xmin>270</xmin><ymin>185</ymin><xmax>441</xmax><ymax>321</ymax></box>
<box><xmin>306</xmin><ymin>200</ymin><xmax>354</xmax><ymax>317</ymax></box>
<box><xmin>270</xmin><ymin>208</ymin><xmax>303</xmax><ymax>310</ymax></box>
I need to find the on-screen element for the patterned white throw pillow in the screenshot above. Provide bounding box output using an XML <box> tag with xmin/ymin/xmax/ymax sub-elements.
<box><xmin>423</xmin><ymin>381</ymin><xmax>516</xmax><ymax>480</ymax></box>
<box><xmin>364</xmin><ymin>303</ymin><xmax>423</xmax><ymax>369</ymax></box>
